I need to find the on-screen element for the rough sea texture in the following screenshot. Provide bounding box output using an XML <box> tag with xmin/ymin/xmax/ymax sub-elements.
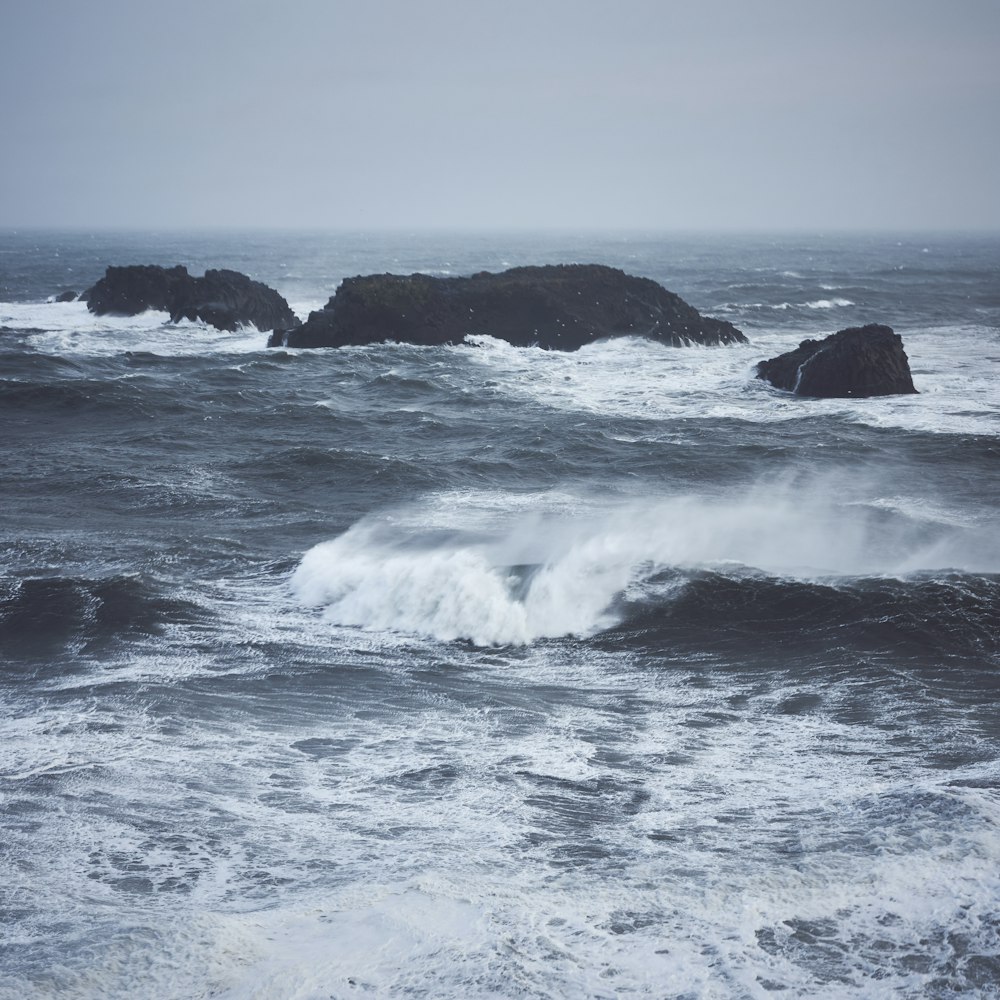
<box><xmin>1</xmin><ymin>230</ymin><xmax>999</xmax><ymax>999</ymax></box>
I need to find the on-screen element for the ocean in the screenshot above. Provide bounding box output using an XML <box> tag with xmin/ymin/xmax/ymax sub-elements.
<box><xmin>1</xmin><ymin>229</ymin><xmax>998</xmax><ymax>998</ymax></box>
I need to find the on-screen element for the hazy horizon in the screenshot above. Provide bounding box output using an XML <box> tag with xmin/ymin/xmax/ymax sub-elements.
<box><xmin>4</xmin><ymin>222</ymin><xmax>1000</xmax><ymax>235</ymax></box>
<box><xmin>4</xmin><ymin>0</ymin><xmax>999</xmax><ymax>232</ymax></box>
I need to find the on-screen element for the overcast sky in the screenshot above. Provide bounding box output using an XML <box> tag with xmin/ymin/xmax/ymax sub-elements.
<box><xmin>3</xmin><ymin>0</ymin><xmax>998</xmax><ymax>231</ymax></box>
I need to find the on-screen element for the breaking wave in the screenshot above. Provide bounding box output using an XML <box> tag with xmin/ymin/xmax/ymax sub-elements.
<box><xmin>805</xmin><ymin>297</ymin><xmax>855</xmax><ymax>309</ymax></box>
<box><xmin>292</xmin><ymin>485</ymin><xmax>999</xmax><ymax>646</ymax></box>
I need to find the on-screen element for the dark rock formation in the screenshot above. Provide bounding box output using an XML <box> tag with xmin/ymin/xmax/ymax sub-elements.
<box><xmin>54</xmin><ymin>290</ymin><xmax>78</xmax><ymax>302</ymax></box>
<box><xmin>87</xmin><ymin>264</ymin><xmax>183</xmax><ymax>316</ymax></box>
<box><xmin>756</xmin><ymin>324</ymin><xmax>917</xmax><ymax>397</ymax></box>
<box><xmin>86</xmin><ymin>265</ymin><xmax>296</xmax><ymax>333</ymax></box>
<box><xmin>268</xmin><ymin>264</ymin><xmax>745</xmax><ymax>350</ymax></box>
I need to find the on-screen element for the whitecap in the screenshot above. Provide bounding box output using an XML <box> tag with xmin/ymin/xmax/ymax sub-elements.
<box><xmin>804</xmin><ymin>297</ymin><xmax>854</xmax><ymax>309</ymax></box>
<box><xmin>290</xmin><ymin>479</ymin><xmax>1000</xmax><ymax>645</ymax></box>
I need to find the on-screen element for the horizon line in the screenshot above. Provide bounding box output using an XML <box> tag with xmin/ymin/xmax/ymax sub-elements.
<box><xmin>2</xmin><ymin>224</ymin><xmax>999</xmax><ymax>238</ymax></box>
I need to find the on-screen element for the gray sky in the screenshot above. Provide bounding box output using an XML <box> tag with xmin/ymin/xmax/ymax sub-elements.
<box><xmin>3</xmin><ymin>0</ymin><xmax>999</xmax><ymax>231</ymax></box>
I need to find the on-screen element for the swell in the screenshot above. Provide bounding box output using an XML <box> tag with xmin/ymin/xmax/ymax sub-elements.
<box><xmin>0</xmin><ymin>378</ymin><xmax>159</xmax><ymax>419</ymax></box>
<box><xmin>600</xmin><ymin>569</ymin><xmax>1000</xmax><ymax>667</ymax></box>
<box><xmin>0</xmin><ymin>574</ymin><xmax>203</xmax><ymax>666</ymax></box>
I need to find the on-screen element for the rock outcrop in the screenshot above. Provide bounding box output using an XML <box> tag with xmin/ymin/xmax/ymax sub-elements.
<box><xmin>756</xmin><ymin>324</ymin><xmax>917</xmax><ymax>397</ymax></box>
<box><xmin>86</xmin><ymin>265</ymin><xmax>296</xmax><ymax>333</ymax></box>
<box><xmin>268</xmin><ymin>264</ymin><xmax>745</xmax><ymax>350</ymax></box>
<box><xmin>54</xmin><ymin>290</ymin><xmax>78</xmax><ymax>302</ymax></box>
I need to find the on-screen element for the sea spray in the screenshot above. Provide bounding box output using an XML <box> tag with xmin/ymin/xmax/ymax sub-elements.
<box><xmin>292</xmin><ymin>476</ymin><xmax>998</xmax><ymax>645</ymax></box>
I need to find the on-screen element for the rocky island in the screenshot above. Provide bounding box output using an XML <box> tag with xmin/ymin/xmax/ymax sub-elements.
<box><xmin>756</xmin><ymin>324</ymin><xmax>917</xmax><ymax>397</ymax></box>
<box><xmin>86</xmin><ymin>264</ymin><xmax>296</xmax><ymax>333</ymax></box>
<box><xmin>268</xmin><ymin>264</ymin><xmax>746</xmax><ymax>350</ymax></box>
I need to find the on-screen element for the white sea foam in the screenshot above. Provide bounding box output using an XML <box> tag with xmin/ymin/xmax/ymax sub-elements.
<box><xmin>292</xmin><ymin>480</ymin><xmax>999</xmax><ymax>645</ymax></box>
<box><xmin>713</xmin><ymin>298</ymin><xmax>853</xmax><ymax>312</ymax></box>
<box><xmin>7</xmin><ymin>663</ymin><xmax>999</xmax><ymax>1000</ymax></box>
<box><xmin>458</xmin><ymin>328</ymin><xmax>1000</xmax><ymax>436</ymax></box>
<box><xmin>1</xmin><ymin>300</ymin><xmax>269</xmax><ymax>356</ymax></box>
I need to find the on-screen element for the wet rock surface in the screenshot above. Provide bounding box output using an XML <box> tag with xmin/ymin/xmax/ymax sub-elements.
<box><xmin>756</xmin><ymin>324</ymin><xmax>917</xmax><ymax>397</ymax></box>
<box><xmin>270</xmin><ymin>264</ymin><xmax>745</xmax><ymax>350</ymax></box>
<box><xmin>87</xmin><ymin>265</ymin><xmax>296</xmax><ymax>333</ymax></box>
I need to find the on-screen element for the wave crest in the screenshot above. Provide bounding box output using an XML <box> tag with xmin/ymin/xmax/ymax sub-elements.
<box><xmin>291</xmin><ymin>486</ymin><xmax>999</xmax><ymax>646</ymax></box>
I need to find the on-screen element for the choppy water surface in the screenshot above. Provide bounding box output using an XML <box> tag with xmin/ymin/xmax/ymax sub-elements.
<box><xmin>1</xmin><ymin>231</ymin><xmax>999</xmax><ymax>998</ymax></box>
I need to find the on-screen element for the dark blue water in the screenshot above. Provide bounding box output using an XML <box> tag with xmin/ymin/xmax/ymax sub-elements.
<box><xmin>2</xmin><ymin>230</ymin><xmax>999</xmax><ymax>998</ymax></box>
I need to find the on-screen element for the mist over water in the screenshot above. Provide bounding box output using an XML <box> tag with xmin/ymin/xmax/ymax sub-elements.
<box><xmin>1</xmin><ymin>231</ymin><xmax>999</xmax><ymax>999</ymax></box>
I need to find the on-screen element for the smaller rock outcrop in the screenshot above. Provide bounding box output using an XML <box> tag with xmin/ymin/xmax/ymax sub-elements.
<box><xmin>86</xmin><ymin>265</ymin><xmax>296</xmax><ymax>333</ymax></box>
<box><xmin>54</xmin><ymin>290</ymin><xmax>78</xmax><ymax>302</ymax></box>
<box><xmin>269</xmin><ymin>264</ymin><xmax>745</xmax><ymax>350</ymax></box>
<box><xmin>756</xmin><ymin>324</ymin><xmax>917</xmax><ymax>398</ymax></box>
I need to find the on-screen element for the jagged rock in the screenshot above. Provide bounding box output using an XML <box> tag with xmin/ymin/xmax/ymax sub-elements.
<box><xmin>86</xmin><ymin>265</ymin><xmax>296</xmax><ymax>333</ymax></box>
<box><xmin>268</xmin><ymin>264</ymin><xmax>745</xmax><ymax>350</ymax></box>
<box><xmin>756</xmin><ymin>324</ymin><xmax>917</xmax><ymax>397</ymax></box>
<box><xmin>54</xmin><ymin>290</ymin><xmax>78</xmax><ymax>302</ymax></box>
